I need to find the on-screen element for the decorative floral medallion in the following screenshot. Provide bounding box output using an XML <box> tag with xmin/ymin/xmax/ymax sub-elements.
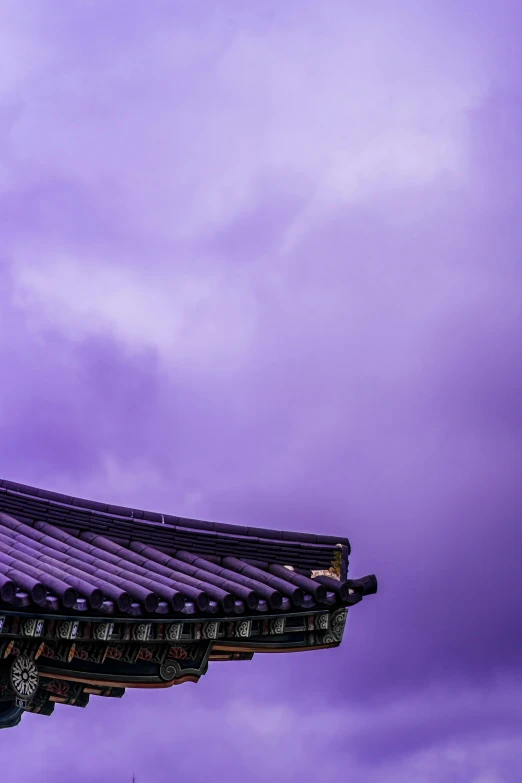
<box><xmin>10</xmin><ymin>655</ymin><xmax>39</xmax><ymax>699</ymax></box>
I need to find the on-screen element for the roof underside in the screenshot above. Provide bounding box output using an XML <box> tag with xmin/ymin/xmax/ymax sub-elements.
<box><xmin>0</xmin><ymin>479</ymin><xmax>376</xmax><ymax>620</ymax></box>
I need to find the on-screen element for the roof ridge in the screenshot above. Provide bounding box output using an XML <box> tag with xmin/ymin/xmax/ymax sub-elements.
<box><xmin>0</xmin><ymin>479</ymin><xmax>350</xmax><ymax>550</ymax></box>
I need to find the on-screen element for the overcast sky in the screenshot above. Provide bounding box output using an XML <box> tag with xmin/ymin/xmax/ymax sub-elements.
<box><xmin>1</xmin><ymin>1</ymin><xmax>521</xmax><ymax>781</ymax></box>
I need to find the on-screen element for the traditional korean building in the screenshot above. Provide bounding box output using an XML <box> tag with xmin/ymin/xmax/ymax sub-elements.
<box><xmin>0</xmin><ymin>478</ymin><xmax>377</xmax><ymax>729</ymax></box>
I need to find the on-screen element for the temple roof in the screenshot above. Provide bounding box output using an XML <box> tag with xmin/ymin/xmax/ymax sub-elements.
<box><xmin>0</xmin><ymin>479</ymin><xmax>376</xmax><ymax>620</ymax></box>
<box><xmin>0</xmin><ymin>479</ymin><xmax>378</xmax><ymax>729</ymax></box>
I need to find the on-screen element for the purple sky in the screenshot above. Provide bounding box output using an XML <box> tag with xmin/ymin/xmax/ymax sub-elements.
<box><xmin>1</xmin><ymin>1</ymin><xmax>521</xmax><ymax>780</ymax></box>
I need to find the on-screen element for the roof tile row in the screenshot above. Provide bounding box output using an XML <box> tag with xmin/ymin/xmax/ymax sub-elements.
<box><xmin>0</xmin><ymin>480</ymin><xmax>375</xmax><ymax>621</ymax></box>
<box><xmin>0</xmin><ymin>481</ymin><xmax>350</xmax><ymax>548</ymax></box>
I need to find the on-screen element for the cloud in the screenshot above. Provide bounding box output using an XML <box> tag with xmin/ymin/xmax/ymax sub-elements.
<box><xmin>3</xmin><ymin>676</ymin><xmax>522</xmax><ymax>782</ymax></box>
<box><xmin>10</xmin><ymin>255</ymin><xmax>259</xmax><ymax>372</ymax></box>
<box><xmin>2</xmin><ymin>0</ymin><xmax>483</xmax><ymax>243</ymax></box>
<box><xmin>0</xmin><ymin>0</ymin><xmax>521</xmax><ymax>780</ymax></box>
